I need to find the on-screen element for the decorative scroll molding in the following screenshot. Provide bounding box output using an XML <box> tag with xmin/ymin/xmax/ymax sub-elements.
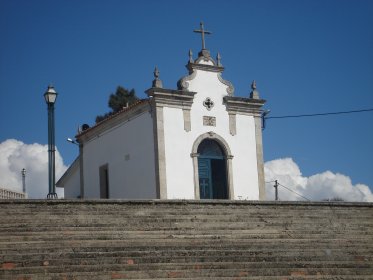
<box><xmin>177</xmin><ymin>70</ymin><xmax>197</xmax><ymax>90</ymax></box>
<box><xmin>218</xmin><ymin>73</ymin><xmax>235</xmax><ymax>96</ymax></box>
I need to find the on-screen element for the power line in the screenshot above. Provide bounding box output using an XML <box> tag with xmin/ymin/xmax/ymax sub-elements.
<box><xmin>277</xmin><ymin>181</ymin><xmax>311</xmax><ymax>201</ymax></box>
<box><xmin>266</xmin><ymin>180</ymin><xmax>310</xmax><ymax>201</ymax></box>
<box><xmin>265</xmin><ymin>108</ymin><xmax>373</xmax><ymax>120</ymax></box>
<box><xmin>278</xmin><ymin>182</ymin><xmax>310</xmax><ymax>201</ymax></box>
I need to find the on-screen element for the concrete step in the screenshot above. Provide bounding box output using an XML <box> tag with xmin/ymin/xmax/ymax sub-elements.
<box><xmin>2</xmin><ymin>250</ymin><xmax>372</xmax><ymax>266</ymax></box>
<box><xmin>0</xmin><ymin>200</ymin><xmax>372</xmax><ymax>279</ymax></box>
<box><xmin>2</xmin><ymin>273</ymin><xmax>373</xmax><ymax>280</ymax></box>
<box><xmin>3</xmin><ymin>265</ymin><xmax>373</xmax><ymax>278</ymax></box>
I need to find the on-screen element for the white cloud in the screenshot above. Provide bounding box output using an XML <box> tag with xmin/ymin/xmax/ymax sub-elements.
<box><xmin>265</xmin><ymin>158</ymin><xmax>373</xmax><ymax>202</ymax></box>
<box><xmin>0</xmin><ymin>139</ymin><xmax>67</xmax><ymax>198</ymax></box>
<box><xmin>1</xmin><ymin>140</ymin><xmax>370</xmax><ymax>202</ymax></box>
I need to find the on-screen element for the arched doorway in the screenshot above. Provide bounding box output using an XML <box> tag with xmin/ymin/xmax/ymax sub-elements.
<box><xmin>197</xmin><ymin>139</ymin><xmax>228</xmax><ymax>199</ymax></box>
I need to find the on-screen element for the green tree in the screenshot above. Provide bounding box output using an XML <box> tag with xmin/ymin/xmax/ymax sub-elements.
<box><xmin>96</xmin><ymin>86</ymin><xmax>139</xmax><ymax>123</ymax></box>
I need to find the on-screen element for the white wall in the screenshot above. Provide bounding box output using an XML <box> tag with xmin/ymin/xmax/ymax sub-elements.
<box><xmin>62</xmin><ymin>165</ymin><xmax>80</xmax><ymax>199</ymax></box>
<box><xmin>163</xmin><ymin>107</ymin><xmax>195</xmax><ymax>199</ymax></box>
<box><xmin>233</xmin><ymin>114</ymin><xmax>259</xmax><ymax>200</ymax></box>
<box><xmin>83</xmin><ymin>110</ymin><xmax>157</xmax><ymax>199</ymax></box>
<box><xmin>56</xmin><ymin>159</ymin><xmax>80</xmax><ymax>199</ymax></box>
<box><xmin>163</xmin><ymin>69</ymin><xmax>259</xmax><ymax>200</ymax></box>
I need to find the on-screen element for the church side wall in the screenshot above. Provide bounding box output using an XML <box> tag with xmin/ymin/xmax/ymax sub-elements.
<box><xmin>56</xmin><ymin>158</ymin><xmax>80</xmax><ymax>199</ymax></box>
<box><xmin>62</xmin><ymin>167</ymin><xmax>80</xmax><ymax>199</ymax></box>
<box><xmin>82</xmin><ymin>111</ymin><xmax>156</xmax><ymax>199</ymax></box>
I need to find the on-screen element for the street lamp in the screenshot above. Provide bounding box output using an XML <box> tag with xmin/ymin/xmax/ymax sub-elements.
<box><xmin>21</xmin><ymin>168</ymin><xmax>26</xmax><ymax>194</ymax></box>
<box><xmin>44</xmin><ymin>85</ymin><xmax>58</xmax><ymax>199</ymax></box>
<box><xmin>67</xmin><ymin>138</ymin><xmax>79</xmax><ymax>145</ymax></box>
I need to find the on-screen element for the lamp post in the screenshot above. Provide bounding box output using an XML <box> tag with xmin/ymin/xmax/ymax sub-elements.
<box><xmin>44</xmin><ymin>85</ymin><xmax>58</xmax><ymax>199</ymax></box>
<box><xmin>21</xmin><ymin>168</ymin><xmax>26</xmax><ymax>194</ymax></box>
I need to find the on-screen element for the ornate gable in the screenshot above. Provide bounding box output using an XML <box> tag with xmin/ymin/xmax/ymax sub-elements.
<box><xmin>177</xmin><ymin>48</ymin><xmax>234</xmax><ymax>96</ymax></box>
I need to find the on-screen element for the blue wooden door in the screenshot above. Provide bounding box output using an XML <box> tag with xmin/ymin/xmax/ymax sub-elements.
<box><xmin>197</xmin><ymin>139</ymin><xmax>228</xmax><ymax>199</ymax></box>
<box><xmin>198</xmin><ymin>158</ymin><xmax>212</xmax><ymax>199</ymax></box>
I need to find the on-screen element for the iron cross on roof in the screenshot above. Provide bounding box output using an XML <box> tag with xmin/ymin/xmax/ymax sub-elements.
<box><xmin>194</xmin><ymin>22</ymin><xmax>212</xmax><ymax>50</ymax></box>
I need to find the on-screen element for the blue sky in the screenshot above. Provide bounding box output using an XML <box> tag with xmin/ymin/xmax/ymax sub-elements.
<box><xmin>1</xmin><ymin>0</ymin><xmax>372</xmax><ymax>197</ymax></box>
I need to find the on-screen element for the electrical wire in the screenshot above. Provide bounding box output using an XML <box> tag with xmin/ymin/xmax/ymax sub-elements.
<box><xmin>265</xmin><ymin>108</ymin><xmax>373</xmax><ymax>120</ymax></box>
<box><xmin>277</xmin><ymin>182</ymin><xmax>311</xmax><ymax>201</ymax></box>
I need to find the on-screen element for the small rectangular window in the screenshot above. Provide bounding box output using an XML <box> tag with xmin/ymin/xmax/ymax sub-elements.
<box><xmin>99</xmin><ymin>164</ymin><xmax>109</xmax><ymax>199</ymax></box>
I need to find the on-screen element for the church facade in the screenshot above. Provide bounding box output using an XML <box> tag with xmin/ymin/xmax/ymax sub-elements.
<box><xmin>57</xmin><ymin>24</ymin><xmax>266</xmax><ymax>200</ymax></box>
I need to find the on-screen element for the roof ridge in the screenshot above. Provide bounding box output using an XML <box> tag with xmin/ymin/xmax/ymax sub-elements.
<box><xmin>77</xmin><ymin>98</ymin><xmax>149</xmax><ymax>137</ymax></box>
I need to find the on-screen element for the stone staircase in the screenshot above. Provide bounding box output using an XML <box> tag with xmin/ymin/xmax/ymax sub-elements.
<box><xmin>0</xmin><ymin>200</ymin><xmax>372</xmax><ymax>279</ymax></box>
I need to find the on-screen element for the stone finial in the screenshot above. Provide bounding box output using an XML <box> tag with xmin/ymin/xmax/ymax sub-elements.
<box><xmin>152</xmin><ymin>66</ymin><xmax>163</xmax><ymax>88</ymax></box>
<box><xmin>250</xmin><ymin>80</ymin><xmax>260</xmax><ymax>99</ymax></box>
<box><xmin>189</xmin><ymin>49</ymin><xmax>194</xmax><ymax>63</ymax></box>
<box><xmin>199</xmin><ymin>48</ymin><xmax>211</xmax><ymax>58</ymax></box>
<box><xmin>216</xmin><ymin>52</ymin><xmax>222</xmax><ymax>66</ymax></box>
<box><xmin>251</xmin><ymin>80</ymin><xmax>256</xmax><ymax>90</ymax></box>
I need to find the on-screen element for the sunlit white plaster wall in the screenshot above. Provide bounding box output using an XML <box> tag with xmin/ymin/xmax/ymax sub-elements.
<box><xmin>163</xmin><ymin>68</ymin><xmax>260</xmax><ymax>200</ymax></box>
<box><xmin>163</xmin><ymin>107</ymin><xmax>195</xmax><ymax>199</ymax></box>
<box><xmin>58</xmin><ymin>162</ymin><xmax>80</xmax><ymax>199</ymax></box>
<box><xmin>83</xmin><ymin>111</ymin><xmax>156</xmax><ymax>199</ymax></box>
<box><xmin>232</xmin><ymin>114</ymin><xmax>259</xmax><ymax>200</ymax></box>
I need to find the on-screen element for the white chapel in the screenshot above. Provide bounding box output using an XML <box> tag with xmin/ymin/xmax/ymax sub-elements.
<box><xmin>57</xmin><ymin>23</ymin><xmax>266</xmax><ymax>200</ymax></box>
